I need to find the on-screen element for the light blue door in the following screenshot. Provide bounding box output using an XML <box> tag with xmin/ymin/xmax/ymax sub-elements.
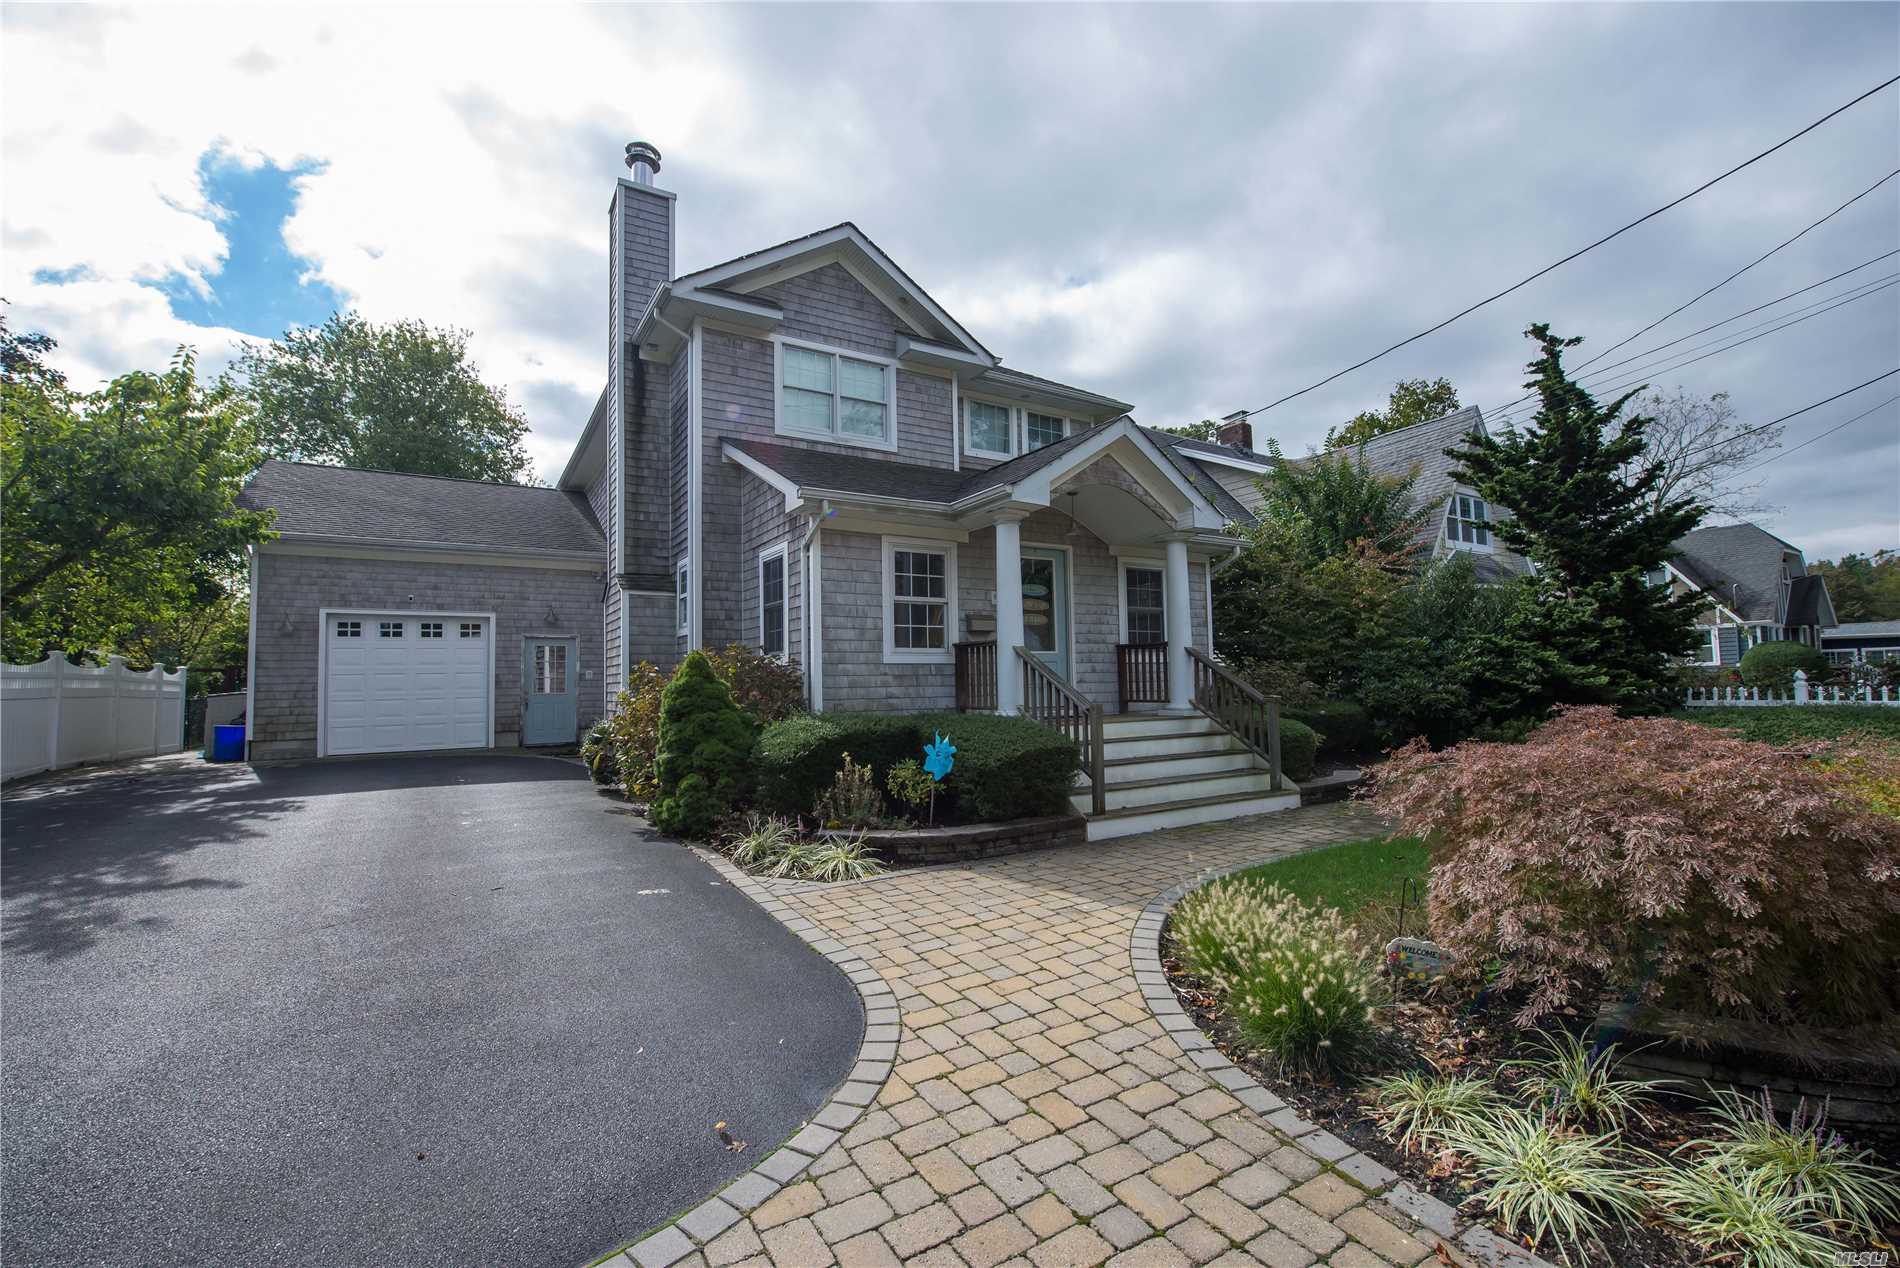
<box><xmin>522</xmin><ymin>637</ymin><xmax>578</xmax><ymax>746</ymax></box>
<box><xmin>1020</xmin><ymin>549</ymin><xmax>1070</xmax><ymax>681</ymax></box>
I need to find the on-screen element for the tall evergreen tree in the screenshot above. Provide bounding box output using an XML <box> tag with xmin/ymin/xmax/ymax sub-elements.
<box><xmin>1446</xmin><ymin>324</ymin><xmax>1704</xmax><ymax>712</ymax></box>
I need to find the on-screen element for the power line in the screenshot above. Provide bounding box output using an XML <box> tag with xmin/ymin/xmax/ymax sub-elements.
<box><xmin>1571</xmin><ymin>167</ymin><xmax>1900</xmax><ymax>373</ymax></box>
<box><xmin>1489</xmin><ymin>277</ymin><xmax>1900</xmax><ymax>428</ymax></box>
<box><xmin>1672</xmin><ymin>369</ymin><xmax>1899</xmax><ymax>465</ymax></box>
<box><xmin>1731</xmin><ymin>392</ymin><xmax>1900</xmax><ymax>476</ymax></box>
<box><xmin>1235</xmin><ymin>74</ymin><xmax>1900</xmax><ymax>422</ymax></box>
<box><xmin>1483</xmin><ymin>250</ymin><xmax>1900</xmax><ymax>418</ymax></box>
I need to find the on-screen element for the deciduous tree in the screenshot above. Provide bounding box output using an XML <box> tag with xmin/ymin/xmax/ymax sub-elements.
<box><xmin>1325</xmin><ymin>376</ymin><xmax>1461</xmax><ymax>449</ymax></box>
<box><xmin>1622</xmin><ymin>386</ymin><xmax>1782</xmax><ymax>519</ymax></box>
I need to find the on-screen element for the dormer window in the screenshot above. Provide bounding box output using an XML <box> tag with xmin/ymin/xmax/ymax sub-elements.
<box><xmin>775</xmin><ymin>338</ymin><xmax>896</xmax><ymax>450</ymax></box>
<box><xmin>966</xmin><ymin>400</ymin><xmax>1013</xmax><ymax>459</ymax></box>
<box><xmin>1447</xmin><ymin>494</ymin><xmax>1492</xmax><ymax>548</ymax></box>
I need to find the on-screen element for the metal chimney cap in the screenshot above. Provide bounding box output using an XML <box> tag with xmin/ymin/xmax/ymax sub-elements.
<box><xmin>624</xmin><ymin>141</ymin><xmax>662</xmax><ymax>183</ymax></box>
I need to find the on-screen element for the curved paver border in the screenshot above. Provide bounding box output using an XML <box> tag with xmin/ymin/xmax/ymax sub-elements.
<box><xmin>1130</xmin><ymin>862</ymin><xmax>1554</xmax><ymax>1268</ymax></box>
<box><xmin>607</xmin><ymin>850</ymin><xmax>894</xmax><ymax>1268</ymax></box>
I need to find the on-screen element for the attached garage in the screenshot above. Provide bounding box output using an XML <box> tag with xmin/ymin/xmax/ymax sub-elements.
<box><xmin>238</xmin><ymin>461</ymin><xmax>608</xmax><ymax>762</ymax></box>
<box><xmin>321</xmin><ymin>612</ymin><xmax>494</xmax><ymax>756</ymax></box>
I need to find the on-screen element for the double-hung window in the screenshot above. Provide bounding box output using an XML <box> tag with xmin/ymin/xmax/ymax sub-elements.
<box><xmin>1696</xmin><ymin>627</ymin><xmax>1719</xmax><ymax>665</ymax></box>
<box><xmin>759</xmin><ymin>547</ymin><xmax>787</xmax><ymax>659</ymax></box>
<box><xmin>1447</xmin><ymin>493</ymin><xmax>1491</xmax><ymax>547</ymax></box>
<box><xmin>1123</xmin><ymin>567</ymin><xmax>1166</xmax><ymax>644</ymax></box>
<box><xmin>778</xmin><ymin>341</ymin><xmax>893</xmax><ymax>448</ymax></box>
<box><xmin>1026</xmin><ymin>411</ymin><xmax>1067</xmax><ymax>451</ymax></box>
<box><xmin>883</xmin><ymin>538</ymin><xmax>957</xmax><ymax>662</ymax></box>
<box><xmin>965</xmin><ymin>400</ymin><xmax>1013</xmax><ymax>458</ymax></box>
<box><xmin>675</xmin><ymin>561</ymin><xmax>690</xmax><ymax>636</ymax></box>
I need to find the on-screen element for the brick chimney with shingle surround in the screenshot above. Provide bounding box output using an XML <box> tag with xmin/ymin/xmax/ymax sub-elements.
<box><xmin>1216</xmin><ymin>410</ymin><xmax>1253</xmax><ymax>452</ymax></box>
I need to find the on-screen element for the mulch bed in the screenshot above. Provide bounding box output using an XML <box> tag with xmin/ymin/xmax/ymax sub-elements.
<box><xmin>1162</xmin><ymin>942</ymin><xmax>1900</xmax><ymax>1267</ymax></box>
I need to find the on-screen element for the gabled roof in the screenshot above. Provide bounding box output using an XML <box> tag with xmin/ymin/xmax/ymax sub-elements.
<box><xmin>241</xmin><ymin>460</ymin><xmax>606</xmax><ymax>557</ymax></box>
<box><xmin>1141</xmin><ymin>428</ymin><xmax>1258</xmax><ymax>526</ymax></box>
<box><xmin>1671</xmin><ymin>522</ymin><xmax>1805</xmax><ymax>623</ymax></box>
<box><xmin>1787</xmin><ymin>573</ymin><xmax>1831</xmax><ymax>627</ymax></box>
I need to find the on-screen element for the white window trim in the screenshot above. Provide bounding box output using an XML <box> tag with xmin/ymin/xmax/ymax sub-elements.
<box><xmin>1695</xmin><ymin>626</ymin><xmax>1720</xmax><ymax>665</ymax></box>
<box><xmin>1445</xmin><ymin>490</ymin><xmax>1496</xmax><ymax>554</ymax></box>
<box><xmin>772</xmin><ymin>335</ymin><xmax>899</xmax><ymax>453</ymax></box>
<box><xmin>961</xmin><ymin>395</ymin><xmax>1076</xmax><ymax>462</ymax></box>
<box><xmin>675</xmin><ymin>559</ymin><xmax>690</xmax><ymax>637</ymax></box>
<box><xmin>1117</xmin><ymin>559</ymin><xmax>1168</xmax><ymax>645</ymax></box>
<box><xmin>758</xmin><ymin>543</ymin><xmax>789</xmax><ymax>661</ymax></box>
<box><xmin>881</xmin><ymin>535</ymin><xmax>959</xmax><ymax>664</ymax></box>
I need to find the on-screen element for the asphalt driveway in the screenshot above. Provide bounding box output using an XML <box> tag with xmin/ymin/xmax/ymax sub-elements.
<box><xmin>1</xmin><ymin>754</ymin><xmax>861</xmax><ymax>1268</ymax></box>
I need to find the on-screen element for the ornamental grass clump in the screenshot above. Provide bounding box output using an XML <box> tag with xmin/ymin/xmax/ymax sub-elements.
<box><xmin>1680</xmin><ymin>1092</ymin><xmax>1900</xmax><ymax>1237</ymax></box>
<box><xmin>1446</xmin><ymin>1106</ymin><xmax>1648</xmax><ymax>1261</ymax></box>
<box><xmin>1370</xmin><ymin>1070</ymin><xmax>1501</xmax><ymax>1154</ymax></box>
<box><xmin>1170</xmin><ymin>880</ymin><xmax>1386</xmax><ymax>1079</ymax></box>
<box><xmin>1503</xmin><ymin>1030</ymin><xmax>1664</xmax><ymax>1131</ymax></box>
<box><xmin>1368</xmin><ymin>706</ymin><xmax>1900</xmax><ymax>1026</ymax></box>
<box><xmin>1647</xmin><ymin>1162</ymin><xmax>1841</xmax><ymax>1268</ymax></box>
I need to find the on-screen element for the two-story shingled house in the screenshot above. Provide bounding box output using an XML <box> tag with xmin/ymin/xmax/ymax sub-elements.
<box><xmin>239</xmin><ymin>144</ymin><xmax>1297</xmax><ymax>837</ymax></box>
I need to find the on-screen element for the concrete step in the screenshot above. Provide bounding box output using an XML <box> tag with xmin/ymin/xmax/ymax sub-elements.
<box><xmin>1100</xmin><ymin>728</ymin><xmax>1235</xmax><ymax>760</ymax></box>
<box><xmin>1071</xmin><ymin>769</ymin><xmax>1277</xmax><ymax>814</ymax></box>
<box><xmin>1103</xmin><ymin>749</ymin><xmax>1264</xmax><ymax>782</ymax></box>
<box><xmin>1084</xmin><ymin>789</ymin><xmax>1303</xmax><ymax>841</ymax></box>
<box><xmin>1098</xmin><ymin>712</ymin><xmax>1204</xmax><ymax>739</ymax></box>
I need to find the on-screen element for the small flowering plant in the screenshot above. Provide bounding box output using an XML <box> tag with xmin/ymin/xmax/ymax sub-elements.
<box><xmin>1170</xmin><ymin>879</ymin><xmax>1388</xmax><ymax>1079</ymax></box>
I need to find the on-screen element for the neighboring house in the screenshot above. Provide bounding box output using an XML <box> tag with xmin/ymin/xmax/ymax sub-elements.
<box><xmin>1820</xmin><ymin>620</ymin><xmax>1900</xmax><ymax>665</ymax></box>
<box><xmin>1660</xmin><ymin>522</ymin><xmax>1836</xmax><ymax>666</ymax></box>
<box><xmin>238</xmin><ymin>143</ymin><xmax>1295</xmax><ymax>836</ymax></box>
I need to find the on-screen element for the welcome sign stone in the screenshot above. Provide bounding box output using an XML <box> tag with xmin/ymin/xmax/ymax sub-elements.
<box><xmin>1385</xmin><ymin>936</ymin><xmax>1452</xmax><ymax>981</ymax></box>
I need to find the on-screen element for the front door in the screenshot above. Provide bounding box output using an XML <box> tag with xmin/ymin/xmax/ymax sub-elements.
<box><xmin>522</xmin><ymin>637</ymin><xmax>578</xmax><ymax>746</ymax></box>
<box><xmin>1020</xmin><ymin>549</ymin><xmax>1070</xmax><ymax>681</ymax></box>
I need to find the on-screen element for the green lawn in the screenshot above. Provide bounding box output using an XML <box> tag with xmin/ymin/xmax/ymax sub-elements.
<box><xmin>1671</xmin><ymin>705</ymin><xmax>1900</xmax><ymax>746</ymax></box>
<box><xmin>1220</xmin><ymin>835</ymin><xmax>1429</xmax><ymax>943</ymax></box>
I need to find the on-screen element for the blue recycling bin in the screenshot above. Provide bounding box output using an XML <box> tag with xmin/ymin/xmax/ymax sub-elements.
<box><xmin>210</xmin><ymin>724</ymin><xmax>245</xmax><ymax>762</ymax></box>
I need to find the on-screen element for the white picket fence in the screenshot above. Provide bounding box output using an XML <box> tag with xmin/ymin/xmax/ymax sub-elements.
<box><xmin>1683</xmin><ymin>669</ymin><xmax>1900</xmax><ymax>709</ymax></box>
<box><xmin>1</xmin><ymin>652</ymin><xmax>188</xmax><ymax>781</ymax></box>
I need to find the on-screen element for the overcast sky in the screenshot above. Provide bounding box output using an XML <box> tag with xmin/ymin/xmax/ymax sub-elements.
<box><xmin>5</xmin><ymin>3</ymin><xmax>1896</xmax><ymax>558</ymax></box>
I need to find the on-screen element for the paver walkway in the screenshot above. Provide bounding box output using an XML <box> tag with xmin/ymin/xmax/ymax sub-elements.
<box><xmin>623</xmin><ymin>804</ymin><xmax>1487</xmax><ymax>1268</ymax></box>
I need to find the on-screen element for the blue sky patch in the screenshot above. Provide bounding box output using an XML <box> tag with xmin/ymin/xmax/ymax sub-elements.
<box><xmin>147</xmin><ymin>150</ymin><xmax>345</xmax><ymax>338</ymax></box>
<box><xmin>32</xmin><ymin>264</ymin><xmax>94</xmax><ymax>285</ymax></box>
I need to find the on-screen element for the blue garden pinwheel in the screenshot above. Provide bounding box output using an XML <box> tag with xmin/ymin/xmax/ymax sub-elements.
<box><xmin>922</xmin><ymin>733</ymin><xmax>956</xmax><ymax>783</ymax></box>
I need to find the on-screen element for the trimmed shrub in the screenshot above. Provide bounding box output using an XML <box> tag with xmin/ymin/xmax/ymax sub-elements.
<box><xmin>1739</xmin><ymin>640</ymin><xmax>1825</xmax><ymax>693</ymax></box>
<box><xmin>1170</xmin><ymin>879</ymin><xmax>1386</xmax><ymax>1078</ymax></box>
<box><xmin>1675</xmin><ymin>704</ymin><xmax>1900</xmax><ymax>746</ymax></box>
<box><xmin>1278</xmin><ymin>717</ymin><xmax>1318</xmax><ymax>782</ymax></box>
<box><xmin>754</xmin><ymin>711</ymin><xmax>1078</xmax><ymax>825</ymax></box>
<box><xmin>650</xmin><ymin>651</ymin><xmax>755</xmax><ymax>838</ymax></box>
<box><xmin>1285</xmin><ymin>700</ymin><xmax>1369</xmax><ymax>758</ymax></box>
<box><xmin>1368</xmin><ymin>706</ymin><xmax>1900</xmax><ymax>1027</ymax></box>
<box><xmin>606</xmin><ymin>661</ymin><xmax>669</xmax><ymax>801</ymax></box>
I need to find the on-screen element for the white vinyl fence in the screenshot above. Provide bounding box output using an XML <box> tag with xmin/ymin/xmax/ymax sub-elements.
<box><xmin>1683</xmin><ymin>669</ymin><xmax>1900</xmax><ymax>709</ymax></box>
<box><xmin>1</xmin><ymin>653</ymin><xmax>188</xmax><ymax>781</ymax></box>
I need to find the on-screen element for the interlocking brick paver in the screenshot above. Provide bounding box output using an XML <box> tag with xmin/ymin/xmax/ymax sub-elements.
<box><xmin>627</xmin><ymin>806</ymin><xmax>1520</xmax><ymax>1268</ymax></box>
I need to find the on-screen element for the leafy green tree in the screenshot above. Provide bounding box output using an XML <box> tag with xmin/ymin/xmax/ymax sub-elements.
<box><xmin>1811</xmin><ymin>549</ymin><xmax>1900</xmax><ymax>622</ymax></box>
<box><xmin>651</xmin><ymin>650</ymin><xmax>755</xmax><ymax>837</ymax></box>
<box><xmin>1446</xmin><ymin>325</ymin><xmax>1704</xmax><ymax>713</ymax></box>
<box><xmin>1356</xmin><ymin>556</ymin><xmax>1598</xmax><ymax>747</ymax></box>
<box><xmin>2</xmin><ymin>319</ymin><xmax>272</xmax><ymax>664</ymax></box>
<box><xmin>1158</xmin><ymin>419</ymin><xmax>1222</xmax><ymax>442</ymax></box>
<box><xmin>235</xmin><ymin>311</ymin><xmax>534</xmax><ymax>483</ymax></box>
<box><xmin>1256</xmin><ymin>440</ymin><xmax>1431</xmax><ymax>565</ymax></box>
<box><xmin>1325</xmin><ymin>377</ymin><xmax>1461</xmax><ymax>449</ymax></box>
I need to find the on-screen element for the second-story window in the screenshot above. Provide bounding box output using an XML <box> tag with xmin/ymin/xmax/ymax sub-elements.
<box><xmin>778</xmin><ymin>341</ymin><xmax>893</xmax><ymax>448</ymax></box>
<box><xmin>1447</xmin><ymin>493</ymin><xmax>1491</xmax><ymax>547</ymax></box>
<box><xmin>1026</xmin><ymin>411</ymin><xmax>1067</xmax><ymax>451</ymax></box>
<box><xmin>966</xmin><ymin>400</ymin><xmax>1012</xmax><ymax>458</ymax></box>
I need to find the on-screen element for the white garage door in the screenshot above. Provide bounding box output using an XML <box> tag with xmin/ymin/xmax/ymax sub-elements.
<box><xmin>323</xmin><ymin>614</ymin><xmax>492</xmax><ymax>756</ymax></box>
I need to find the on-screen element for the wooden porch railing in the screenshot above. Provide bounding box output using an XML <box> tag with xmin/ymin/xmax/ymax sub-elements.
<box><xmin>1115</xmin><ymin>642</ymin><xmax>1169</xmax><ymax>712</ymax></box>
<box><xmin>954</xmin><ymin>640</ymin><xmax>998</xmax><ymax>712</ymax></box>
<box><xmin>1015</xmin><ymin>646</ymin><xmax>1106</xmax><ymax>816</ymax></box>
<box><xmin>1186</xmin><ymin>646</ymin><xmax>1283</xmax><ymax>791</ymax></box>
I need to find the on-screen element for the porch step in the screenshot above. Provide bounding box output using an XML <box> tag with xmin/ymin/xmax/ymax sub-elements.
<box><xmin>1071</xmin><ymin>768</ymin><xmax>1276</xmax><ymax>814</ymax></box>
<box><xmin>1084</xmin><ymin>788</ymin><xmax>1303</xmax><ymax>840</ymax></box>
<box><xmin>1099</xmin><ymin>727</ymin><xmax>1234</xmax><ymax>760</ymax></box>
<box><xmin>1098</xmin><ymin>712</ymin><xmax>1204</xmax><ymax>739</ymax></box>
<box><xmin>1103</xmin><ymin>748</ymin><xmax>1264</xmax><ymax>782</ymax></box>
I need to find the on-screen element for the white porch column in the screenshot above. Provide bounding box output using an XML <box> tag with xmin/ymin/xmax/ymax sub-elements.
<box><xmin>1164</xmin><ymin>536</ymin><xmax>1193</xmax><ymax>709</ymax></box>
<box><xmin>994</xmin><ymin>515</ymin><xmax>1025</xmax><ymax>714</ymax></box>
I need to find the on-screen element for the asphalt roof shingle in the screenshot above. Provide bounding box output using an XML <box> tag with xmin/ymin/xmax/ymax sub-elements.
<box><xmin>240</xmin><ymin>460</ymin><xmax>606</xmax><ymax>555</ymax></box>
<box><xmin>1670</xmin><ymin>522</ymin><xmax>1802</xmax><ymax>623</ymax></box>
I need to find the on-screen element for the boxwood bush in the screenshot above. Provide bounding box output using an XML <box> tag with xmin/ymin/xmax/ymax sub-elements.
<box><xmin>1738</xmin><ymin>640</ymin><xmax>1825</xmax><ymax>693</ymax></box>
<box><xmin>757</xmin><ymin>711</ymin><xmax>1079</xmax><ymax>824</ymax></box>
<box><xmin>1285</xmin><ymin>700</ymin><xmax>1371</xmax><ymax>758</ymax></box>
<box><xmin>1279</xmin><ymin>717</ymin><xmax>1318</xmax><ymax>782</ymax></box>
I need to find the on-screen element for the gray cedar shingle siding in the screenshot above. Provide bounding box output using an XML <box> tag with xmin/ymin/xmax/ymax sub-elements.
<box><xmin>754</xmin><ymin>262</ymin><xmax>898</xmax><ymax>361</ymax></box>
<box><xmin>624</xmin><ymin>593</ymin><xmax>678</xmax><ymax>682</ymax></box>
<box><xmin>249</xmin><ymin>551</ymin><xmax>605</xmax><ymax>760</ymax></box>
<box><xmin>737</xmin><ymin>472</ymin><xmax>804</xmax><ymax>664</ymax></box>
<box><xmin>818</xmin><ymin>529</ymin><xmax>957</xmax><ymax>713</ymax></box>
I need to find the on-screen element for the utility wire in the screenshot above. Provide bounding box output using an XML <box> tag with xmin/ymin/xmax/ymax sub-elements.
<box><xmin>1670</xmin><ymin>369</ymin><xmax>1899</xmax><ymax>465</ymax></box>
<box><xmin>1234</xmin><ymin>74</ymin><xmax>1900</xmax><ymax>421</ymax></box>
<box><xmin>1483</xmin><ymin>250</ymin><xmax>1900</xmax><ymax>418</ymax></box>
<box><xmin>1731</xmin><ymin>392</ymin><xmax>1900</xmax><ymax>476</ymax></box>
<box><xmin>1571</xmin><ymin>167</ymin><xmax>1900</xmax><ymax>373</ymax></box>
<box><xmin>1489</xmin><ymin>277</ymin><xmax>1900</xmax><ymax>428</ymax></box>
